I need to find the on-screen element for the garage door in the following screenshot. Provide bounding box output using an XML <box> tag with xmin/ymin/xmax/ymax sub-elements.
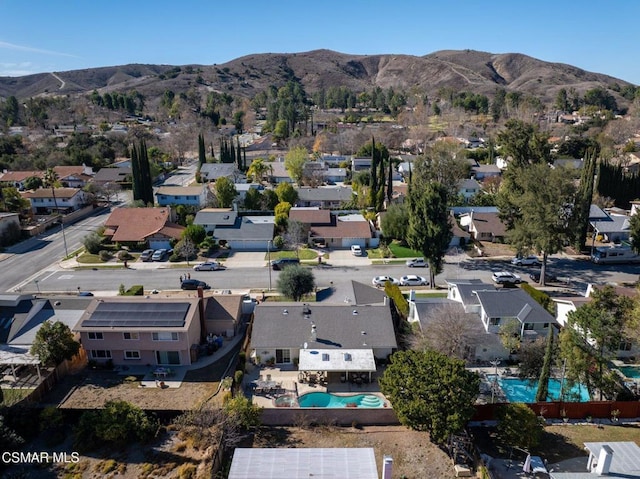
<box><xmin>149</xmin><ymin>239</ymin><xmax>171</xmax><ymax>250</ymax></box>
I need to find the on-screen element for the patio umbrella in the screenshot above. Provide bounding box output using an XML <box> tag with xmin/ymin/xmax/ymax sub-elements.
<box><xmin>523</xmin><ymin>454</ymin><xmax>532</xmax><ymax>474</ymax></box>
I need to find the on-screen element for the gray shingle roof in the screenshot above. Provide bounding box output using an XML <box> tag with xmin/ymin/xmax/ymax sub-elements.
<box><xmin>251</xmin><ymin>303</ymin><xmax>396</xmax><ymax>350</ymax></box>
<box><xmin>194</xmin><ymin>209</ymin><xmax>237</xmax><ymax>226</ymax></box>
<box><xmin>213</xmin><ymin>217</ymin><xmax>274</xmax><ymax>241</ymax></box>
<box><xmin>474</xmin><ymin>289</ymin><xmax>555</xmax><ymax>324</ymax></box>
<box><xmin>296</xmin><ymin>187</ymin><xmax>353</xmax><ymax>201</ymax></box>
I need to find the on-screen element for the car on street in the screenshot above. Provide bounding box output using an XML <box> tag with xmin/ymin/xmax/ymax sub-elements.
<box><xmin>140</xmin><ymin>249</ymin><xmax>155</xmax><ymax>262</ymax></box>
<box><xmin>271</xmin><ymin>258</ymin><xmax>300</xmax><ymax>270</ymax></box>
<box><xmin>399</xmin><ymin>274</ymin><xmax>427</xmax><ymax>286</ymax></box>
<box><xmin>529</xmin><ymin>270</ymin><xmax>558</xmax><ymax>283</ymax></box>
<box><xmin>180</xmin><ymin>279</ymin><xmax>211</xmax><ymax>290</ymax></box>
<box><xmin>151</xmin><ymin>249</ymin><xmax>168</xmax><ymax>261</ymax></box>
<box><xmin>193</xmin><ymin>261</ymin><xmax>223</xmax><ymax>271</ymax></box>
<box><xmin>350</xmin><ymin>245</ymin><xmax>363</xmax><ymax>256</ymax></box>
<box><xmin>511</xmin><ymin>255</ymin><xmax>540</xmax><ymax>266</ymax></box>
<box><xmin>405</xmin><ymin>258</ymin><xmax>427</xmax><ymax>267</ymax></box>
<box><xmin>372</xmin><ymin>275</ymin><xmax>399</xmax><ymax>287</ymax></box>
<box><xmin>491</xmin><ymin>271</ymin><xmax>522</xmax><ymax>284</ymax></box>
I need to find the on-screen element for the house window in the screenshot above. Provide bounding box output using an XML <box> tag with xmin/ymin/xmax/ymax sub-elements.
<box><xmin>489</xmin><ymin>318</ymin><xmax>500</xmax><ymax>326</ymax></box>
<box><xmin>124</xmin><ymin>350</ymin><xmax>141</xmax><ymax>360</ymax></box>
<box><xmin>619</xmin><ymin>341</ymin><xmax>633</xmax><ymax>351</ymax></box>
<box><xmin>123</xmin><ymin>332</ymin><xmax>139</xmax><ymax>340</ymax></box>
<box><xmin>152</xmin><ymin>332</ymin><xmax>179</xmax><ymax>341</ymax></box>
<box><xmin>543</xmin><ymin>323</ymin><xmax>549</xmax><ymax>329</ymax></box>
<box><xmin>91</xmin><ymin>350</ymin><xmax>111</xmax><ymax>359</ymax></box>
<box><xmin>275</xmin><ymin>349</ymin><xmax>291</xmax><ymax>364</ymax></box>
<box><xmin>88</xmin><ymin>332</ymin><xmax>103</xmax><ymax>340</ymax></box>
<box><xmin>523</xmin><ymin>323</ymin><xmax>534</xmax><ymax>330</ymax></box>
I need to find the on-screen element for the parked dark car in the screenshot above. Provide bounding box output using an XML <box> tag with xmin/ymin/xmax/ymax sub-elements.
<box><xmin>529</xmin><ymin>271</ymin><xmax>558</xmax><ymax>283</ymax></box>
<box><xmin>180</xmin><ymin>279</ymin><xmax>211</xmax><ymax>290</ymax></box>
<box><xmin>271</xmin><ymin>258</ymin><xmax>300</xmax><ymax>270</ymax></box>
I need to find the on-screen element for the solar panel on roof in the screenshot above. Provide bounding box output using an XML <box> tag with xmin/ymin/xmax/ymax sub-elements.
<box><xmin>83</xmin><ymin>302</ymin><xmax>189</xmax><ymax>328</ymax></box>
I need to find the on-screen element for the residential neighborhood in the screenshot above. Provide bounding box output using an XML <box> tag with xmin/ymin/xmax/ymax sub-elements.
<box><xmin>3</xmin><ymin>40</ymin><xmax>640</xmax><ymax>479</ymax></box>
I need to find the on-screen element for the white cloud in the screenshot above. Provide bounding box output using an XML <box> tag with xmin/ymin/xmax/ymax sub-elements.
<box><xmin>0</xmin><ymin>62</ymin><xmax>43</xmax><ymax>77</ymax></box>
<box><xmin>0</xmin><ymin>40</ymin><xmax>78</xmax><ymax>58</ymax></box>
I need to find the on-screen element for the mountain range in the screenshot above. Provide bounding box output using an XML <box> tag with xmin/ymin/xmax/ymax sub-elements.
<box><xmin>0</xmin><ymin>49</ymin><xmax>633</xmax><ymax>108</ymax></box>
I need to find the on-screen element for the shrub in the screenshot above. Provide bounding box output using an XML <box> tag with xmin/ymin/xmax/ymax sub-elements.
<box><xmin>273</xmin><ymin>235</ymin><xmax>285</xmax><ymax>249</ymax></box>
<box><xmin>117</xmin><ymin>250</ymin><xmax>132</xmax><ymax>261</ymax></box>
<box><xmin>177</xmin><ymin>464</ymin><xmax>197</xmax><ymax>479</ymax></box>
<box><xmin>234</xmin><ymin>369</ymin><xmax>244</xmax><ymax>387</ymax></box>
<box><xmin>123</xmin><ymin>285</ymin><xmax>144</xmax><ymax>296</ymax></box>
<box><xmin>83</xmin><ymin>232</ymin><xmax>103</xmax><ymax>254</ymax></box>
<box><xmin>520</xmin><ymin>283</ymin><xmax>553</xmax><ymax>313</ymax></box>
<box><xmin>99</xmin><ymin>250</ymin><xmax>112</xmax><ymax>262</ymax></box>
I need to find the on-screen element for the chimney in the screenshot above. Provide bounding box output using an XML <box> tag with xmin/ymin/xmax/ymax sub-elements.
<box><xmin>310</xmin><ymin>323</ymin><xmax>317</xmax><ymax>342</ymax></box>
<box><xmin>382</xmin><ymin>456</ymin><xmax>393</xmax><ymax>479</ymax></box>
<box><xmin>197</xmin><ymin>287</ymin><xmax>206</xmax><ymax>342</ymax></box>
<box><xmin>595</xmin><ymin>445</ymin><xmax>613</xmax><ymax>475</ymax></box>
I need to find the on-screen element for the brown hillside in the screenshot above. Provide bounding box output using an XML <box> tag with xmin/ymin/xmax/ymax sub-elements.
<box><xmin>0</xmin><ymin>49</ymin><xmax>633</xmax><ymax>108</ymax></box>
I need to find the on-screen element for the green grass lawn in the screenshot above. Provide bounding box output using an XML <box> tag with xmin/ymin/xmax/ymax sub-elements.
<box><xmin>0</xmin><ymin>388</ymin><xmax>34</xmax><ymax>407</ymax></box>
<box><xmin>388</xmin><ymin>243</ymin><xmax>422</xmax><ymax>258</ymax></box>
<box><xmin>267</xmin><ymin>249</ymin><xmax>319</xmax><ymax>261</ymax></box>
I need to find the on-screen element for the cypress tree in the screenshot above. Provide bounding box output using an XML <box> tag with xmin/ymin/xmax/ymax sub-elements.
<box><xmin>131</xmin><ymin>143</ymin><xmax>141</xmax><ymax>202</ymax></box>
<box><xmin>573</xmin><ymin>148</ymin><xmax>597</xmax><ymax>251</ymax></box>
<box><xmin>387</xmin><ymin>155</ymin><xmax>394</xmax><ymax>203</ymax></box>
<box><xmin>535</xmin><ymin>327</ymin><xmax>554</xmax><ymax>402</ymax></box>
<box><xmin>369</xmin><ymin>136</ymin><xmax>378</xmax><ymax>207</ymax></box>
<box><xmin>198</xmin><ymin>133</ymin><xmax>206</xmax><ymax>166</ymax></box>
<box><xmin>236</xmin><ymin>137</ymin><xmax>242</xmax><ymax>170</ymax></box>
<box><xmin>138</xmin><ymin>140</ymin><xmax>154</xmax><ymax>205</ymax></box>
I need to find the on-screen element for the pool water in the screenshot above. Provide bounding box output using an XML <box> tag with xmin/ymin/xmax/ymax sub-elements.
<box><xmin>487</xmin><ymin>375</ymin><xmax>590</xmax><ymax>403</ymax></box>
<box><xmin>274</xmin><ymin>395</ymin><xmax>298</xmax><ymax>407</ymax></box>
<box><xmin>618</xmin><ymin>365</ymin><xmax>640</xmax><ymax>379</ymax></box>
<box><xmin>298</xmin><ymin>392</ymin><xmax>384</xmax><ymax>408</ymax></box>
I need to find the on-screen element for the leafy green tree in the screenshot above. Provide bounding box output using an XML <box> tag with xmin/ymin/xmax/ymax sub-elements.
<box><xmin>1</xmin><ymin>186</ymin><xmax>30</xmax><ymax>213</ymax></box>
<box><xmin>380</xmin><ymin>203</ymin><xmax>408</xmax><ymax>243</ymax></box>
<box><xmin>275</xmin><ymin>182</ymin><xmax>298</xmax><ymax>205</ymax></box>
<box><xmin>284</xmin><ymin>146</ymin><xmax>308</xmax><ymax>184</ymax></box>
<box><xmin>214</xmin><ymin>176</ymin><xmax>237</xmax><ymax>208</ymax></box>
<box><xmin>243</xmin><ymin>187</ymin><xmax>263</xmax><ymax>210</ymax></box>
<box><xmin>263</xmin><ymin>189</ymin><xmax>279</xmax><ymax>210</ymax></box>
<box><xmin>30</xmin><ymin>320</ymin><xmax>80</xmax><ymax>366</ymax></box>
<box><xmin>406</xmin><ymin>181</ymin><xmax>452</xmax><ymax>288</ymax></box>
<box><xmin>631</xmin><ymin>212</ymin><xmax>640</xmax><ymax>254</ymax></box>
<box><xmin>276</xmin><ymin>264</ymin><xmax>315</xmax><ymax>301</ymax></box>
<box><xmin>379</xmin><ymin>349</ymin><xmax>479</xmax><ymax>445</ymax></box>
<box><xmin>496</xmin><ymin>403</ymin><xmax>544</xmax><ymax>450</ymax></box>
<box><xmin>74</xmin><ymin>400</ymin><xmax>158</xmax><ymax>452</ymax></box>
<box><xmin>414</xmin><ymin>141</ymin><xmax>470</xmax><ymax>200</ymax></box>
<box><xmin>0</xmin><ymin>414</ymin><xmax>24</xmax><ymax>450</ymax></box>
<box><xmin>559</xmin><ymin>285</ymin><xmax>633</xmax><ymax>399</ymax></box>
<box><xmin>499</xmin><ymin>318</ymin><xmax>522</xmax><ymax>354</ymax></box>
<box><xmin>247</xmin><ymin>158</ymin><xmax>273</xmax><ymax>183</ymax></box>
<box><xmin>496</xmin><ymin>119</ymin><xmax>550</xmax><ymax>168</ymax></box>
<box><xmin>83</xmin><ymin>231</ymin><xmax>103</xmax><ymax>254</ymax></box>
<box><xmin>23</xmin><ymin>175</ymin><xmax>43</xmax><ymax>190</ymax></box>
<box><xmin>274</xmin><ymin>201</ymin><xmax>292</xmax><ymax>217</ymax></box>
<box><xmin>517</xmin><ymin>337</ymin><xmax>547</xmax><ymax>381</ymax></box>
<box><xmin>273</xmin><ymin>119</ymin><xmax>289</xmax><ymax>142</ymax></box>
<box><xmin>223</xmin><ymin>395</ymin><xmax>262</xmax><ymax>429</ymax></box>
<box><xmin>183</xmin><ymin>224</ymin><xmax>206</xmax><ymax>245</ymax></box>
<box><xmin>497</xmin><ymin>162</ymin><xmax>576</xmax><ymax>285</ymax></box>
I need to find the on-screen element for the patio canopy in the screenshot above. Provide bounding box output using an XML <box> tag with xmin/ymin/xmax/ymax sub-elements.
<box><xmin>298</xmin><ymin>348</ymin><xmax>376</xmax><ymax>373</ymax></box>
<box><xmin>0</xmin><ymin>346</ymin><xmax>40</xmax><ymax>365</ymax></box>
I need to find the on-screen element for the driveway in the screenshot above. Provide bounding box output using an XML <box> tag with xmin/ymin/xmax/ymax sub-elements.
<box><xmin>222</xmin><ymin>251</ymin><xmax>266</xmax><ymax>268</ymax></box>
<box><xmin>325</xmin><ymin>249</ymin><xmax>372</xmax><ymax>267</ymax></box>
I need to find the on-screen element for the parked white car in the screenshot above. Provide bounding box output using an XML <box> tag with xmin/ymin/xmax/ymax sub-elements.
<box><xmin>405</xmin><ymin>258</ymin><xmax>427</xmax><ymax>267</ymax></box>
<box><xmin>350</xmin><ymin>245</ymin><xmax>363</xmax><ymax>256</ymax></box>
<box><xmin>372</xmin><ymin>276</ymin><xmax>399</xmax><ymax>287</ymax></box>
<box><xmin>511</xmin><ymin>255</ymin><xmax>540</xmax><ymax>266</ymax></box>
<box><xmin>193</xmin><ymin>261</ymin><xmax>223</xmax><ymax>271</ymax></box>
<box><xmin>399</xmin><ymin>274</ymin><xmax>427</xmax><ymax>286</ymax></box>
<box><xmin>491</xmin><ymin>271</ymin><xmax>522</xmax><ymax>284</ymax></box>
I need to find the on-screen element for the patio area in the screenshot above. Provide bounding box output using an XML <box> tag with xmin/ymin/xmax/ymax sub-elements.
<box><xmin>245</xmin><ymin>364</ymin><xmax>384</xmax><ymax>409</ymax></box>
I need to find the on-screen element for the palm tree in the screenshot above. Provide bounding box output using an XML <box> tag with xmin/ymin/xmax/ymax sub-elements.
<box><xmin>43</xmin><ymin>168</ymin><xmax>69</xmax><ymax>257</ymax></box>
<box><xmin>247</xmin><ymin>158</ymin><xmax>273</xmax><ymax>184</ymax></box>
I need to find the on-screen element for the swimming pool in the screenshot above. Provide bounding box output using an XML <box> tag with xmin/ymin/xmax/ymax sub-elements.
<box><xmin>617</xmin><ymin>365</ymin><xmax>640</xmax><ymax>379</ymax></box>
<box><xmin>298</xmin><ymin>392</ymin><xmax>385</xmax><ymax>408</ymax></box>
<box><xmin>487</xmin><ymin>375</ymin><xmax>590</xmax><ymax>403</ymax></box>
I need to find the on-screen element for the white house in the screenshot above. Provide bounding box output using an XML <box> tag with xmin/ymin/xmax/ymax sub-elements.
<box><xmin>22</xmin><ymin>188</ymin><xmax>89</xmax><ymax>214</ymax></box>
<box><xmin>155</xmin><ymin>185</ymin><xmax>208</xmax><ymax>208</ymax></box>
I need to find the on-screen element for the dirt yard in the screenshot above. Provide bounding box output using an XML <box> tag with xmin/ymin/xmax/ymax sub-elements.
<box><xmin>252</xmin><ymin>425</ymin><xmax>456</xmax><ymax>478</ymax></box>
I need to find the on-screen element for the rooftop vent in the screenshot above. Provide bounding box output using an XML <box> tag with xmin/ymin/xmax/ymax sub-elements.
<box><xmin>361</xmin><ymin>331</ymin><xmax>366</xmax><ymax>335</ymax></box>
<box><xmin>283</xmin><ymin>309</ymin><xmax>288</xmax><ymax>315</ymax></box>
<box><xmin>352</xmin><ymin>310</ymin><xmax>358</xmax><ymax>315</ymax></box>
<box><xmin>302</xmin><ymin>304</ymin><xmax>311</xmax><ymax>315</ymax></box>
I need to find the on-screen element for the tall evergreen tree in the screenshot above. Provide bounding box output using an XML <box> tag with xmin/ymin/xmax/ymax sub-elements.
<box><xmin>130</xmin><ymin>144</ymin><xmax>141</xmax><ymax>202</ymax></box>
<box><xmin>377</xmin><ymin>151</ymin><xmax>386</xmax><ymax>211</ymax></box>
<box><xmin>198</xmin><ymin>133</ymin><xmax>206</xmax><ymax>166</ymax></box>
<box><xmin>387</xmin><ymin>156</ymin><xmax>394</xmax><ymax>203</ymax></box>
<box><xmin>369</xmin><ymin>136</ymin><xmax>378</xmax><ymax>207</ymax></box>
<box><xmin>535</xmin><ymin>327</ymin><xmax>554</xmax><ymax>402</ymax></box>
<box><xmin>236</xmin><ymin>137</ymin><xmax>242</xmax><ymax>170</ymax></box>
<box><xmin>139</xmin><ymin>140</ymin><xmax>154</xmax><ymax>205</ymax></box>
<box><xmin>573</xmin><ymin>148</ymin><xmax>597</xmax><ymax>251</ymax></box>
<box><xmin>406</xmin><ymin>181</ymin><xmax>452</xmax><ymax>288</ymax></box>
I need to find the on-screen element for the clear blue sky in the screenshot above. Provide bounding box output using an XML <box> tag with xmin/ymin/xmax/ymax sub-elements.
<box><xmin>2</xmin><ymin>0</ymin><xmax>639</xmax><ymax>85</ymax></box>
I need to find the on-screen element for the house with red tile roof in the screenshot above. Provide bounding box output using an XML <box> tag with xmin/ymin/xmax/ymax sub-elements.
<box><xmin>103</xmin><ymin>207</ymin><xmax>184</xmax><ymax>249</ymax></box>
<box><xmin>289</xmin><ymin>207</ymin><xmax>377</xmax><ymax>249</ymax></box>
